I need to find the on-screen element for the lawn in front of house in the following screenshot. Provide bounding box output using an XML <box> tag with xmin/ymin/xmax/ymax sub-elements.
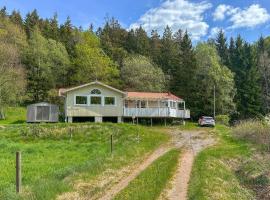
<box><xmin>0</xmin><ymin>123</ymin><xmax>168</xmax><ymax>200</ymax></box>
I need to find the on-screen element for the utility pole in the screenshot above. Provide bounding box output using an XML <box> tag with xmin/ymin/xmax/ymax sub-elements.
<box><xmin>213</xmin><ymin>85</ymin><xmax>216</xmax><ymax>118</ymax></box>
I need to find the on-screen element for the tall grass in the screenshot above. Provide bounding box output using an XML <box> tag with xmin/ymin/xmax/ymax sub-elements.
<box><xmin>0</xmin><ymin>123</ymin><xmax>168</xmax><ymax>200</ymax></box>
<box><xmin>232</xmin><ymin>120</ymin><xmax>270</xmax><ymax>150</ymax></box>
<box><xmin>188</xmin><ymin>125</ymin><xmax>255</xmax><ymax>200</ymax></box>
<box><xmin>114</xmin><ymin>149</ymin><xmax>180</xmax><ymax>200</ymax></box>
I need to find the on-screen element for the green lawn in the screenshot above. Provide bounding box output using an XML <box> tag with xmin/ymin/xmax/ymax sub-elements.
<box><xmin>0</xmin><ymin>107</ymin><xmax>26</xmax><ymax>124</ymax></box>
<box><xmin>188</xmin><ymin>125</ymin><xmax>255</xmax><ymax>200</ymax></box>
<box><xmin>0</xmin><ymin>123</ymin><xmax>169</xmax><ymax>200</ymax></box>
<box><xmin>114</xmin><ymin>149</ymin><xmax>180</xmax><ymax>200</ymax></box>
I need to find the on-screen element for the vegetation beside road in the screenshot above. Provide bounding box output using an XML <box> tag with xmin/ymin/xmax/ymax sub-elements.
<box><xmin>0</xmin><ymin>123</ymin><xmax>168</xmax><ymax>200</ymax></box>
<box><xmin>188</xmin><ymin>125</ymin><xmax>254</xmax><ymax>200</ymax></box>
<box><xmin>189</xmin><ymin>122</ymin><xmax>270</xmax><ymax>200</ymax></box>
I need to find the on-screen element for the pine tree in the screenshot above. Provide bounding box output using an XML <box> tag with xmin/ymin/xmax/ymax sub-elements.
<box><xmin>229</xmin><ymin>35</ymin><xmax>263</xmax><ymax>119</ymax></box>
<box><xmin>125</xmin><ymin>29</ymin><xmax>136</xmax><ymax>53</ymax></box>
<box><xmin>49</xmin><ymin>13</ymin><xmax>59</xmax><ymax>41</ymax></box>
<box><xmin>150</xmin><ymin>30</ymin><xmax>161</xmax><ymax>64</ymax></box>
<box><xmin>24</xmin><ymin>9</ymin><xmax>40</xmax><ymax>38</ymax></box>
<box><xmin>215</xmin><ymin>29</ymin><xmax>229</xmax><ymax>66</ymax></box>
<box><xmin>171</xmin><ymin>31</ymin><xmax>197</xmax><ymax>110</ymax></box>
<box><xmin>59</xmin><ymin>16</ymin><xmax>75</xmax><ymax>55</ymax></box>
<box><xmin>159</xmin><ymin>26</ymin><xmax>176</xmax><ymax>74</ymax></box>
<box><xmin>0</xmin><ymin>6</ymin><xmax>7</xmax><ymax>18</ymax></box>
<box><xmin>134</xmin><ymin>26</ymin><xmax>150</xmax><ymax>56</ymax></box>
<box><xmin>9</xmin><ymin>10</ymin><xmax>23</xmax><ymax>27</ymax></box>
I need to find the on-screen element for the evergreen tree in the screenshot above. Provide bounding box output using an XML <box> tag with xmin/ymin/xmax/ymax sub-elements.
<box><xmin>59</xmin><ymin>16</ymin><xmax>76</xmax><ymax>56</ymax></box>
<box><xmin>125</xmin><ymin>29</ymin><xmax>136</xmax><ymax>53</ymax></box>
<box><xmin>48</xmin><ymin>13</ymin><xmax>59</xmax><ymax>40</ymax></box>
<box><xmin>24</xmin><ymin>9</ymin><xmax>40</xmax><ymax>38</ymax></box>
<box><xmin>159</xmin><ymin>26</ymin><xmax>176</xmax><ymax>74</ymax></box>
<box><xmin>0</xmin><ymin>6</ymin><xmax>7</xmax><ymax>18</ymax></box>
<box><xmin>150</xmin><ymin>30</ymin><xmax>161</xmax><ymax>64</ymax></box>
<box><xmin>99</xmin><ymin>17</ymin><xmax>127</xmax><ymax>66</ymax></box>
<box><xmin>134</xmin><ymin>26</ymin><xmax>150</xmax><ymax>56</ymax></box>
<box><xmin>9</xmin><ymin>10</ymin><xmax>23</xmax><ymax>27</ymax></box>
<box><xmin>215</xmin><ymin>29</ymin><xmax>229</xmax><ymax>66</ymax></box>
<box><xmin>230</xmin><ymin>35</ymin><xmax>262</xmax><ymax>119</ymax></box>
<box><xmin>171</xmin><ymin>31</ymin><xmax>197</xmax><ymax>111</ymax></box>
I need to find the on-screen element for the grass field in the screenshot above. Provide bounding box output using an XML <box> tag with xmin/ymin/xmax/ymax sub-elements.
<box><xmin>114</xmin><ymin>149</ymin><xmax>180</xmax><ymax>200</ymax></box>
<box><xmin>0</xmin><ymin>123</ymin><xmax>169</xmax><ymax>200</ymax></box>
<box><xmin>0</xmin><ymin>107</ymin><xmax>26</xmax><ymax>124</ymax></box>
<box><xmin>188</xmin><ymin>125</ymin><xmax>255</xmax><ymax>200</ymax></box>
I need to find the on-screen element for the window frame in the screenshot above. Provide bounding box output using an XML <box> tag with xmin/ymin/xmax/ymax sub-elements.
<box><xmin>90</xmin><ymin>89</ymin><xmax>101</xmax><ymax>95</ymax></box>
<box><xmin>104</xmin><ymin>96</ymin><xmax>116</xmax><ymax>106</ymax></box>
<box><xmin>90</xmin><ymin>95</ymin><xmax>102</xmax><ymax>105</ymax></box>
<box><xmin>74</xmin><ymin>95</ymin><xmax>88</xmax><ymax>106</ymax></box>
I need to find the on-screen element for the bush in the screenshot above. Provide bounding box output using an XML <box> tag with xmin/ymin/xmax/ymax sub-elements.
<box><xmin>215</xmin><ymin>115</ymin><xmax>230</xmax><ymax>126</ymax></box>
<box><xmin>232</xmin><ymin>120</ymin><xmax>270</xmax><ymax>150</ymax></box>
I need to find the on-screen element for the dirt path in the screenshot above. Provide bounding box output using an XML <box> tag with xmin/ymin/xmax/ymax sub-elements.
<box><xmin>57</xmin><ymin>128</ymin><xmax>215</xmax><ymax>200</ymax></box>
<box><xmin>99</xmin><ymin>145</ymin><xmax>172</xmax><ymax>200</ymax></box>
<box><xmin>166</xmin><ymin>150</ymin><xmax>194</xmax><ymax>200</ymax></box>
<box><xmin>161</xmin><ymin>129</ymin><xmax>215</xmax><ymax>200</ymax></box>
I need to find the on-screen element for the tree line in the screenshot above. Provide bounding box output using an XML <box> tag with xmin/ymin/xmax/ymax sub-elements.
<box><xmin>0</xmin><ymin>6</ymin><xmax>269</xmax><ymax>121</ymax></box>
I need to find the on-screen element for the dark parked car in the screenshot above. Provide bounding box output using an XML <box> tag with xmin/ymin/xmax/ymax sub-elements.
<box><xmin>198</xmin><ymin>116</ymin><xmax>215</xmax><ymax>127</ymax></box>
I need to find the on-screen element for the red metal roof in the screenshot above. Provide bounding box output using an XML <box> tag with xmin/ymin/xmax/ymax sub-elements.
<box><xmin>126</xmin><ymin>92</ymin><xmax>182</xmax><ymax>101</ymax></box>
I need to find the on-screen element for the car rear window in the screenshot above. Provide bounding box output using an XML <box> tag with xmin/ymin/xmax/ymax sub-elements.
<box><xmin>203</xmin><ymin>117</ymin><xmax>213</xmax><ymax>120</ymax></box>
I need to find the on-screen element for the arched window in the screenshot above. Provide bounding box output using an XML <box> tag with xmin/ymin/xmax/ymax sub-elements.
<box><xmin>91</xmin><ymin>89</ymin><xmax>101</xmax><ymax>94</ymax></box>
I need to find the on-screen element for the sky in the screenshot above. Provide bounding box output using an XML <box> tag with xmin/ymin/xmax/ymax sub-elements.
<box><xmin>1</xmin><ymin>0</ymin><xmax>270</xmax><ymax>42</ymax></box>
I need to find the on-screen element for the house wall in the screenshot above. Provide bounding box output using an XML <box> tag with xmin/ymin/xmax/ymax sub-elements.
<box><xmin>66</xmin><ymin>84</ymin><xmax>125</xmax><ymax>118</ymax></box>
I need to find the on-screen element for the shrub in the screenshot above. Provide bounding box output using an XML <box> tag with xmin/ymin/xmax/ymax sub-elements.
<box><xmin>215</xmin><ymin>115</ymin><xmax>230</xmax><ymax>126</ymax></box>
<box><xmin>232</xmin><ymin>120</ymin><xmax>270</xmax><ymax>150</ymax></box>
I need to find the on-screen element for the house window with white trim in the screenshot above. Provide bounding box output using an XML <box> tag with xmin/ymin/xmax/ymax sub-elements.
<box><xmin>104</xmin><ymin>97</ymin><xmax>115</xmax><ymax>105</ymax></box>
<box><xmin>75</xmin><ymin>96</ymin><xmax>88</xmax><ymax>105</ymax></box>
<box><xmin>90</xmin><ymin>96</ymin><xmax>102</xmax><ymax>105</ymax></box>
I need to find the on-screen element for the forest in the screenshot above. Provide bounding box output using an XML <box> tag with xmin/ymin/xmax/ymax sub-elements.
<box><xmin>0</xmin><ymin>6</ymin><xmax>270</xmax><ymax>121</ymax></box>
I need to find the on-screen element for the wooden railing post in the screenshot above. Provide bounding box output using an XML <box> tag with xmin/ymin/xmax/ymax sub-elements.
<box><xmin>16</xmin><ymin>151</ymin><xmax>21</xmax><ymax>193</ymax></box>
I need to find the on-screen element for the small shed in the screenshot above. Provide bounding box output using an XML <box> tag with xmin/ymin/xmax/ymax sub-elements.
<box><xmin>27</xmin><ymin>102</ymin><xmax>59</xmax><ymax>123</ymax></box>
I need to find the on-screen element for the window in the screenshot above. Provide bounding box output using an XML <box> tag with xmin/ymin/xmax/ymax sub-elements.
<box><xmin>161</xmin><ymin>101</ymin><xmax>168</xmax><ymax>107</ymax></box>
<box><xmin>125</xmin><ymin>100</ymin><xmax>128</xmax><ymax>108</ymax></box>
<box><xmin>36</xmin><ymin>106</ymin><xmax>50</xmax><ymax>121</ymax></box>
<box><xmin>90</xmin><ymin>96</ymin><xmax>102</xmax><ymax>105</ymax></box>
<box><xmin>105</xmin><ymin>97</ymin><xmax>115</xmax><ymax>105</ymax></box>
<box><xmin>141</xmin><ymin>101</ymin><xmax>146</xmax><ymax>108</ymax></box>
<box><xmin>91</xmin><ymin>89</ymin><xmax>101</xmax><ymax>94</ymax></box>
<box><xmin>136</xmin><ymin>101</ymin><xmax>140</xmax><ymax>108</ymax></box>
<box><xmin>76</xmin><ymin>96</ymin><xmax>88</xmax><ymax>105</ymax></box>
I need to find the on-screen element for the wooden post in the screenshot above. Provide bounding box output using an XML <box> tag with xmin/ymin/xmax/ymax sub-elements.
<box><xmin>165</xmin><ymin>118</ymin><xmax>167</xmax><ymax>126</ymax></box>
<box><xmin>16</xmin><ymin>151</ymin><xmax>21</xmax><ymax>193</ymax></box>
<box><xmin>110</xmin><ymin>134</ymin><xmax>113</xmax><ymax>153</ymax></box>
<box><xmin>150</xmin><ymin>118</ymin><xmax>153</xmax><ymax>127</ymax></box>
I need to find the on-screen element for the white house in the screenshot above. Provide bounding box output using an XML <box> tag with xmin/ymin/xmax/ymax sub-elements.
<box><xmin>59</xmin><ymin>81</ymin><xmax>190</xmax><ymax>123</ymax></box>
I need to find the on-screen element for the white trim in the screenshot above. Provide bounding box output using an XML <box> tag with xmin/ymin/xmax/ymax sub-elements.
<box><xmin>104</xmin><ymin>96</ymin><xmax>117</xmax><ymax>106</ymax></box>
<box><xmin>74</xmin><ymin>95</ymin><xmax>88</xmax><ymax>106</ymax></box>
<box><xmin>90</xmin><ymin>95</ymin><xmax>102</xmax><ymax>105</ymax></box>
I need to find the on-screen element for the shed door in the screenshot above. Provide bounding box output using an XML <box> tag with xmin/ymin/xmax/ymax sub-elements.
<box><xmin>36</xmin><ymin>106</ymin><xmax>50</xmax><ymax>121</ymax></box>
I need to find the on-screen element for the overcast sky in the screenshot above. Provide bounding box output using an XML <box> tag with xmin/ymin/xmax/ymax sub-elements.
<box><xmin>1</xmin><ymin>0</ymin><xmax>270</xmax><ymax>42</ymax></box>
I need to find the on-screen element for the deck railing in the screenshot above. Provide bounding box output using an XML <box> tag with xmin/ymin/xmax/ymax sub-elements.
<box><xmin>123</xmin><ymin>108</ymin><xmax>190</xmax><ymax>118</ymax></box>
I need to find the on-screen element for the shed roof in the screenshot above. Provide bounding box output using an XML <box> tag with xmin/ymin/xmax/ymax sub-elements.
<box><xmin>126</xmin><ymin>92</ymin><xmax>182</xmax><ymax>101</ymax></box>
